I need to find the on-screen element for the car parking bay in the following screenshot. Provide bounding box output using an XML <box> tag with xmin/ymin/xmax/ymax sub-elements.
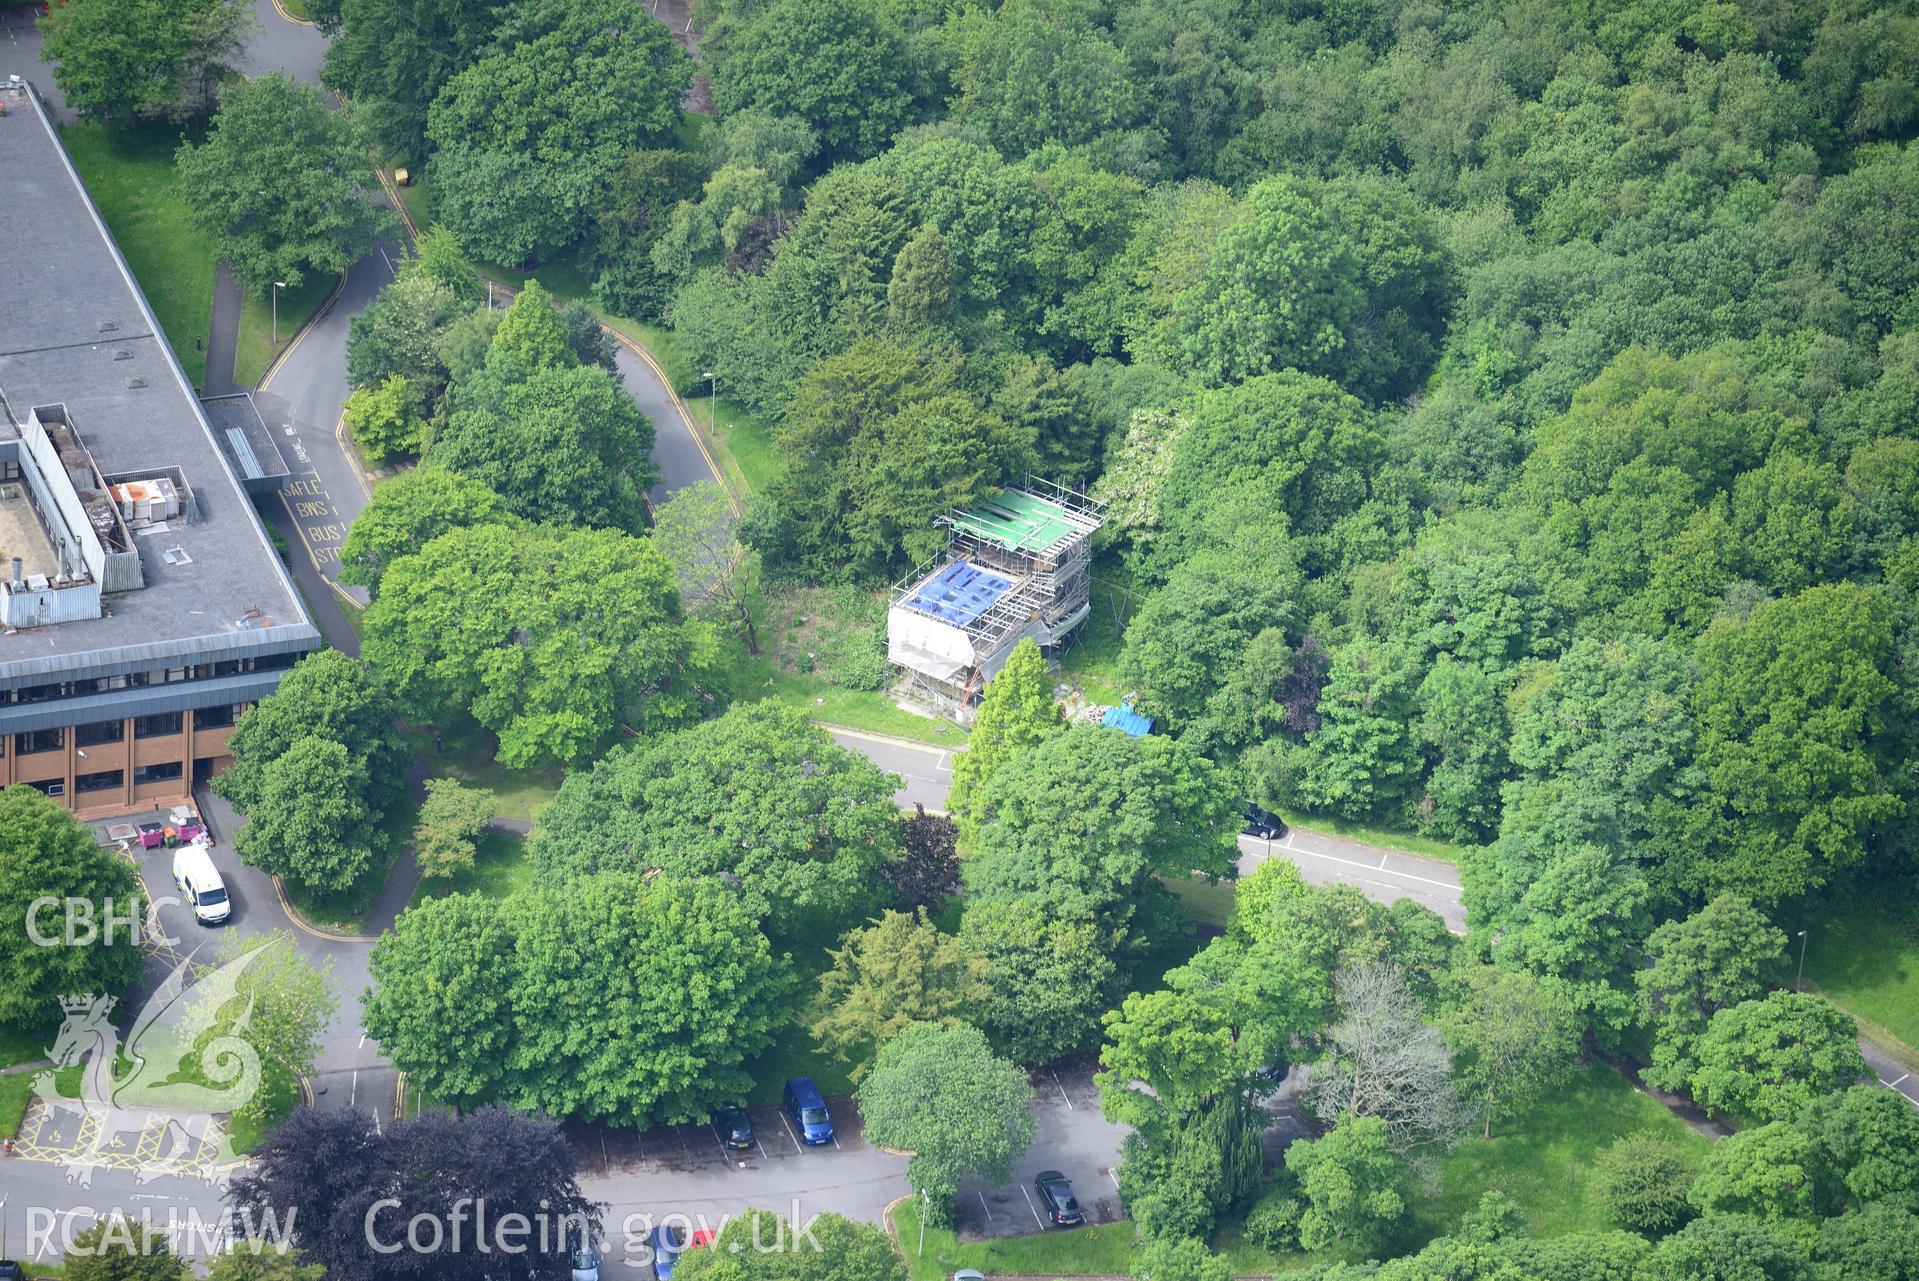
<box><xmin>951</xmin><ymin>1065</ymin><xmax>1128</xmax><ymax>1243</ymax></box>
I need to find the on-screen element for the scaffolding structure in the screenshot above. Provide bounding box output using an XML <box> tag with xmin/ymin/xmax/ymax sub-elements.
<box><xmin>888</xmin><ymin>482</ymin><xmax>1103</xmax><ymax>721</ymax></box>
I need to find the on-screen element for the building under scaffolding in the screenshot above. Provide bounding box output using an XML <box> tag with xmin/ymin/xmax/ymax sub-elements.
<box><xmin>888</xmin><ymin>481</ymin><xmax>1102</xmax><ymax>721</ymax></box>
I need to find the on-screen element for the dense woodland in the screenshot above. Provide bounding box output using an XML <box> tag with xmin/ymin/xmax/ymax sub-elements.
<box><xmin>19</xmin><ymin>0</ymin><xmax>1919</xmax><ymax>1277</ymax></box>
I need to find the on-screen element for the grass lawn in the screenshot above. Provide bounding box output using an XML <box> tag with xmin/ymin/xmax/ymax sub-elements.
<box><xmin>1786</xmin><ymin>887</ymin><xmax>1919</xmax><ymax>1060</ymax></box>
<box><xmin>237</xmin><ymin>271</ymin><xmax>339</xmax><ymax>386</ymax></box>
<box><xmin>893</xmin><ymin>1202</ymin><xmax>1142</xmax><ymax>1281</ymax></box>
<box><xmin>1165</xmin><ymin>873</ymin><xmax>1239</xmax><ymax>932</ymax></box>
<box><xmin>711</xmin><ymin>644</ymin><xmax>969</xmax><ymax>748</ymax></box>
<box><xmin>406</xmin><ymin>712</ymin><xmax>564</xmax><ymax>822</ymax></box>
<box><xmin>0</xmin><ymin>1071</ymin><xmax>35</xmax><ymax>1137</ymax></box>
<box><xmin>1410</xmin><ymin>1059</ymin><xmax>1709</xmax><ymax>1239</ymax></box>
<box><xmin>0</xmin><ymin>1022</ymin><xmax>50</xmax><ymax>1069</ymax></box>
<box><xmin>278</xmin><ymin>0</ymin><xmax>314</xmax><ymax>19</ymax></box>
<box><xmin>1219</xmin><ymin>1059</ymin><xmax>1709</xmax><ymax>1273</ymax></box>
<box><xmin>407</xmin><ymin>831</ymin><xmax>531</xmax><ymax>910</ymax></box>
<box><xmin>60</xmin><ymin>121</ymin><xmax>216</xmax><ymax>388</ymax></box>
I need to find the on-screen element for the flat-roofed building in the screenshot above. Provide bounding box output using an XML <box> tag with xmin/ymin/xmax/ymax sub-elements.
<box><xmin>0</xmin><ymin>77</ymin><xmax>319</xmax><ymax>818</ymax></box>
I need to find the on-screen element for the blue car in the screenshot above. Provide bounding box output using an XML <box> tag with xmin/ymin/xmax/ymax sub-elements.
<box><xmin>783</xmin><ymin>1076</ymin><xmax>834</xmax><ymax>1145</ymax></box>
<box><xmin>649</xmin><ymin>1224</ymin><xmax>683</xmax><ymax>1280</ymax></box>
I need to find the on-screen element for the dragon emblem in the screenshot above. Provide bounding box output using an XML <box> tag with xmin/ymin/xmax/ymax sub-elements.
<box><xmin>31</xmin><ymin>941</ymin><xmax>276</xmax><ymax>1188</ymax></box>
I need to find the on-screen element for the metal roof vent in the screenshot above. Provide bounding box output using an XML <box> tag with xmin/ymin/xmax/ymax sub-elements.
<box><xmin>126</xmin><ymin>377</ymin><xmax>147</xmax><ymax>389</ymax></box>
<box><xmin>97</xmin><ymin>320</ymin><xmax>119</xmax><ymax>333</ymax></box>
<box><xmin>112</xmin><ymin>349</ymin><xmax>133</xmax><ymax>361</ymax></box>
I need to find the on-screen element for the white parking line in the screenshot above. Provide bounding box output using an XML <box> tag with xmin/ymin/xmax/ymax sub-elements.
<box><xmin>1107</xmin><ymin>1169</ymin><xmax>1121</xmax><ymax>1189</ymax></box>
<box><xmin>1019</xmin><ymin>1183</ymin><xmax>1046</xmax><ymax>1229</ymax></box>
<box><xmin>977</xmin><ymin>1191</ymin><xmax>994</xmax><ymax>1226</ymax></box>
<box><xmin>778</xmin><ymin>1109</ymin><xmax>802</xmax><ymax>1152</ymax></box>
<box><xmin>1049</xmin><ymin>1068</ymin><xmax>1073</xmax><ymax>1110</ymax></box>
<box><xmin>708</xmin><ymin>1123</ymin><xmax>732</xmax><ymax>1164</ymax></box>
<box><xmin>1889</xmin><ymin>1073</ymin><xmax>1910</xmax><ymax>1088</ymax></box>
<box><xmin>1277</xmin><ymin>839</ymin><xmax>1460</xmax><ymax>891</ymax></box>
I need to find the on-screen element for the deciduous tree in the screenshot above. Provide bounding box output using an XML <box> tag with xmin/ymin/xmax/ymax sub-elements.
<box><xmin>411</xmin><ymin>779</ymin><xmax>496</xmax><ymax>882</ymax></box>
<box><xmin>337</xmin><ymin>468</ymin><xmax>516</xmax><ymax>595</ymax></box>
<box><xmin>530</xmin><ymin>702</ymin><xmax>899</xmax><ymax>938</ymax></box>
<box><xmin>430</xmin><ymin>362</ymin><xmax>656</xmax><ymax>533</ymax></box>
<box><xmin>709</xmin><ymin>0</ymin><xmax>920</xmax><ymax>164</ymax></box>
<box><xmin>425</xmin><ymin>0</ymin><xmax>691</xmax><ymax>265</ymax></box>
<box><xmin>857</xmin><ymin>1022</ymin><xmax>1037</xmax><ymax>1225</ymax></box>
<box><xmin>1637</xmin><ymin>895</ymin><xmax>1786</xmax><ymax>1094</ymax></box>
<box><xmin>1444</xmin><ymin>964</ymin><xmax>1580</xmax><ymax>1139</ymax></box>
<box><xmin>1306</xmin><ymin>960</ymin><xmax>1470</xmax><ymax>1151</ymax></box>
<box><xmin>217</xmin><ymin>649</ymin><xmax>410</xmax><ymax>815</ymax></box>
<box><xmin>232</xmin><ymin>737</ymin><xmax>382</xmax><ymax>894</ymax></box>
<box><xmin>361</xmin><ymin>894</ymin><xmax>517</xmax><ymax>1110</ymax></box>
<box><xmin>961</xmin><ymin>897</ymin><xmax>1117</xmax><ymax>1065</ymax></box>
<box><xmin>363</xmin><ymin>522</ymin><xmax>708</xmax><ymax>767</ymax></box>
<box><xmin>1593</xmin><ymin>1133</ymin><xmax>1700</xmax><ymax>1235</ymax></box>
<box><xmin>342</xmin><ymin>376</ymin><xmax>425</xmax><ymax>465</ymax></box>
<box><xmin>1690</xmin><ymin>993</ymin><xmax>1867</xmax><ymax>1123</ymax></box>
<box><xmin>175</xmin><ymin>73</ymin><xmax>391</xmax><ymax>293</ymax></box>
<box><xmin>0</xmin><ymin>786</ymin><xmax>144</xmax><ymax>1029</ymax></box>
<box><xmin>40</xmin><ymin>0</ymin><xmax>251</xmax><ymax>121</ymax></box>
<box><xmin>675</xmin><ymin>1209</ymin><xmax>906</xmax><ymax>1281</ymax></box>
<box><xmin>1285</xmin><ymin>1115</ymin><xmax>1408</xmax><ymax>1252</ymax></box>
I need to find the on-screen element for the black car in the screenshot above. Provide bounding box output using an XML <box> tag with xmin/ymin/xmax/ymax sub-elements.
<box><xmin>719</xmin><ymin>1106</ymin><xmax>754</xmax><ymax>1151</ymax></box>
<box><xmin>1242</xmin><ymin>802</ymin><xmax>1287</xmax><ymax>841</ymax></box>
<box><xmin>1034</xmin><ymin>1170</ymin><xmax>1084</xmax><ymax>1227</ymax></box>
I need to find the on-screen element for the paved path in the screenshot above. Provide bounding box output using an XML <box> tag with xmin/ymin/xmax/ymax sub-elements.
<box><xmin>203</xmin><ymin>264</ymin><xmax>244</xmax><ymax>395</ymax></box>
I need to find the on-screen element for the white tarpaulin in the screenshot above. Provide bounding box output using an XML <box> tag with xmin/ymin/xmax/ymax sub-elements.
<box><xmin>888</xmin><ymin>605</ymin><xmax>975</xmax><ymax>682</ymax></box>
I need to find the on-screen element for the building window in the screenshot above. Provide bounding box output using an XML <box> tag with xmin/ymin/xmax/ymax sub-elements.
<box><xmin>75</xmin><ymin>769</ymin><xmax>123</xmax><ymax>794</ymax></box>
<box><xmin>195</xmin><ymin>704</ymin><xmax>237</xmax><ymax>730</ymax></box>
<box><xmin>14</xmin><ymin>728</ymin><xmax>63</xmax><ymax>755</ymax></box>
<box><xmin>134</xmin><ymin>712</ymin><xmax>183</xmax><ymax>739</ymax></box>
<box><xmin>17</xmin><ymin>683</ymin><xmax>60</xmax><ymax>704</ymax></box>
<box><xmin>76</xmin><ymin>720</ymin><xmax>125</xmax><ymax>747</ymax></box>
<box><xmin>27</xmin><ymin>778</ymin><xmax>64</xmax><ymax>798</ymax></box>
<box><xmin>133</xmin><ymin>761</ymin><xmax>183</xmax><ymax>786</ymax></box>
<box><xmin>162</xmin><ymin>667</ymin><xmax>189</xmax><ymax>684</ymax></box>
<box><xmin>212</xmin><ymin>659</ymin><xmax>242</xmax><ymax>677</ymax></box>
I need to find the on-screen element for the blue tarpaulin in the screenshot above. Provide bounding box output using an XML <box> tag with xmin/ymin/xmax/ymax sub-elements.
<box><xmin>1102</xmin><ymin>704</ymin><xmax>1154</xmax><ymax>737</ymax></box>
<box><xmin>902</xmin><ymin>560</ymin><xmax>1015</xmax><ymax>626</ymax></box>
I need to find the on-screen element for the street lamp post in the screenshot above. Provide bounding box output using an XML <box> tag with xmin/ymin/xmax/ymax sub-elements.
<box><xmin>703</xmin><ymin>370</ymin><xmax>716</xmax><ymax>436</ymax></box>
<box><xmin>1796</xmin><ymin>929</ymin><xmax>1810</xmax><ymax>988</ymax></box>
<box><xmin>272</xmin><ymin>281</ymin><xmax>287</xmax><ymax>346</ymax></box>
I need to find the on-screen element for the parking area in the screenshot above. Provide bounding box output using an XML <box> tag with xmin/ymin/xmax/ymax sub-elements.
<box><xmin>568</xmin><ymin>1095</ymin><xmax>910</xmax><ymax>1272</ymax></box>
<box><xmin>12</xmin><ymin>1098</ymin><xmax>228</xmax><ymax>1185</ymax></box>
<box><xmin>953</xmin><ymin>1065</ymin><xmax>1127</xmax><ymax>1243</ymax></box>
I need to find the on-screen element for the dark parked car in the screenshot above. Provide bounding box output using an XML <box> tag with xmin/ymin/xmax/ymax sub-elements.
<box><xmin>719</xmin><ymin>1106</ymin><xmax>754</xmax><ymax>1151</ymax></box>
<box><xmin>1034</xmin><ymin>1170</ymin><xmax>1084</xmax><ymax>1227</ymax></box>
<box><xmin>1241</xmin><ymin>802</ymin><xmax>1287</xmax><ymax>841</ymax></box>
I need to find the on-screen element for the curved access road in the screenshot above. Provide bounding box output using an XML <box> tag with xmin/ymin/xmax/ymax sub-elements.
<box><xmin>824</xmin><ymin>725</ymin><xmax>1470</xmax><ymax>932</ymax></box>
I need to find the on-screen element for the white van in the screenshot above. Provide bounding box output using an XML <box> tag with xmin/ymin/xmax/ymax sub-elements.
<box><xmin>171</xmin><ymin>843</ymin><xmax>231</xmax><ymax>925</ymax></box>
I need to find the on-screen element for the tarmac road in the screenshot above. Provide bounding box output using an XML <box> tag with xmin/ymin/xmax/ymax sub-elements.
<box><xmin>822</xmin><ymin>723</ymin><xmax>1471</xmax><ymax>932</ymax></box>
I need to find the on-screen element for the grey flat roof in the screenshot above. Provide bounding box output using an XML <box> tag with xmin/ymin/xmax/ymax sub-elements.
<box><xmin>0</xmin><ymin>81</ymin><xmax>317</xmax><ymax>683</ymax></box>
<box><xmin>200</xmin><ymin>392</ymin><xmax>292</xmax><ymax>494</ymax></box>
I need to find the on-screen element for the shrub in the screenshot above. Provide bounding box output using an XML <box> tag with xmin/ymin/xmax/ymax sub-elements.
<box><xmin>1243</xmin><ymin>1181</ymin><xmax>1303</xmax><ymax>1251</ymax></box>
<box><xmin>1593</xmin><ymin>1133</ymin><xmax>1698</xmax><ymax>1235</ymax></box>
